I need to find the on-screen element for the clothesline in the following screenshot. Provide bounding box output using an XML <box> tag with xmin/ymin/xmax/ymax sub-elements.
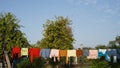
<box><xmin>12</xmin><ymin>47</ymin><xmax>120</xmax><ymax>63</ymax></box>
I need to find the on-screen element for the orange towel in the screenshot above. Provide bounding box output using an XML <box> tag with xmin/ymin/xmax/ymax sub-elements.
<box><xmin>59</xmin><ymin>50</ymin><xmax>67</xmax><ymax>63</ymax></box>
<box><xmin>59</xmin><ymin>50</ymin><xmax>67</xmax><ymax>57</ymax></box>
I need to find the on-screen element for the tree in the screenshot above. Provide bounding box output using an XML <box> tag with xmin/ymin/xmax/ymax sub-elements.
<box><xmin>108</xmin><ymin>36</ymin><xmax>120</xmax><ymax>48</ymax></box>
<box><xmin>38</xmin><ymin>16</ymin><xmax>74</xmax><ymax>49</ymax></box>
<box><xmin>0</xmin><ymin>12</ymin><xmax>29</xmax><ymax>56</ymax></box>
<box><xmin>17</xmin><ymin>57</ymin><xmax>45</xmax><ymax>68</ymax></box>
<box><xmin>108</xmin><ymin>41</ymin><xmax>117</xmax><ymax>48</ymax></box>
<box><xmin>95</xmin><ymin>45</ymin><xmax>107</xmax><ymax>49</ymax></box>
<box><xmin>115</xmin><ymin>36</ymin><xmax>120</xmax><ymax>48</ymax></box>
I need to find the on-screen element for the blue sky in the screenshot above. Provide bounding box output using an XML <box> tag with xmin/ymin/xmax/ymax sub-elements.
<box><xmin>0</xmin><ymin>0</ymin><xmax>120</xmax><ymax>48</ymax></box>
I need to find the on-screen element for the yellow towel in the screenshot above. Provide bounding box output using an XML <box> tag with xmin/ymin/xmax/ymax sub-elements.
<box><xmin>21</xmin><ymin>48</ymin><xmax>28</xmax><ymax>57</ymax></box>
<box><xmin>67</xmin><ymin>50</ymin><xmax>77</xmax><ymax>64</ymax></box>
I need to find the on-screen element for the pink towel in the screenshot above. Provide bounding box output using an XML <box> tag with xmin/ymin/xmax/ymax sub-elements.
<box><xmin>87</xmin><ymin>50</ymin><xmax>98</xmax><ymax>59</ymax></box>
<box><xmin>49</xmin><ymin>49</ymin><xmax>59</xmax><ymax>61</ymax></box>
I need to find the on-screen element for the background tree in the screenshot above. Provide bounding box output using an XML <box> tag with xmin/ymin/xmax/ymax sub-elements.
<box><xmin>107</xmin><ymin>36</ymin><xmax>120</xmax><ymax>48</ymax></box>
<box><xmin>0</xmin><ymin>12</ymin><xmax>29</xmax><ymax>56</ymax></box>
<box><xmin>38</xmin><ymin>16</ymin><xmax>74</xmax><ymax>49</ymax></box>
<box><xmin>108</xmin><ymin>41</ymin><xmax>117</xmax><ymax>48</ymax></box>
<box><xmin>95</xmin><ymin>45</ymin><xmax>107</xmax><ymax>49</ymax></box>
<box><xmin>115</xmin><ymin>36</ymin><xmax>120</xmax><ymax>48</ymax></box>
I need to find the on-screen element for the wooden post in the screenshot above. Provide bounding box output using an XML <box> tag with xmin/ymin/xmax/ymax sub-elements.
<box><xmin>4</xmin><ymin>51</ymin><xmax>11</xmax><ymax>68</ymax></box>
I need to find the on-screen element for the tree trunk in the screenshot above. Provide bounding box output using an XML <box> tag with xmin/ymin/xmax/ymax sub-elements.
<box><xmin>4</xmin><ymin>51</ymin><xmax>11</xmax><ymax>68</ymax></box>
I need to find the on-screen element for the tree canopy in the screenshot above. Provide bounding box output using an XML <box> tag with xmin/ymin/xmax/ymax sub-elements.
<box><xmin>108</xmin><ymin>36</ymin><xmax>120</xmax><ymax>48</ymax></box>
<box><xmin>95</xmin><ymin>45</ymin><xmax>107</xmax><ymax>49</ymax></box>
<box><xmin>0</xmin><ymin>12</ymin><xmax>29</xmax><ymax>55</ymax></box>
<box><xmin>38</xmin><ymin>16</ymin><xmax>74</xmax><ymax>49</ymax></box>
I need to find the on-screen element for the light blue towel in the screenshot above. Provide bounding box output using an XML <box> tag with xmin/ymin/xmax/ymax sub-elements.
<box><xmin>82</xmin><ymin>49</ymin><xmax>89</xmax><ymax>56</ymax></box>
<box><xmin>40</xmin><ymin>49</ymin><xmax>50</xmax><ymax>59</ymax></box>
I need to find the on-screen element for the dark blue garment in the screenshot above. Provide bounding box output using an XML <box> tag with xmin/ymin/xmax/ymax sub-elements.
<box><xmin>12</xmin><ymin>59</ymin><xmax>19</xmax><ymax>68</ymax></box>
<box><xmin>106</xmin><ymin>49</ymin><xmax>117</xmax><ymax>63</ymax></box>
<box><xmin>106</xmin><ymin>49</ymin><xmax>117</xmax><ymax>56</ymax></box>
<box><xmin>82</xmin><ymin>49</ymin><xmax>89</xmax><ymax>56</ymax></box>
<box><xmin>40</xmin><ymin>49</ymin><xmax>50</xmax><ymax>59</ymax></box>
<box><xmin>12</xmin><ymin>54</ymin><xmax>20</xmax><ymax>68</ymax></box>
<box><xmin>117</xmin><ymin>49</ymin><xmax>120</xmax><ymax>59</ymax></box>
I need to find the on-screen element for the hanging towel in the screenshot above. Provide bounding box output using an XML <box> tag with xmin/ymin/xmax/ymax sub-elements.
<box><xmin>106</xmin><ymin>49</ymin><xmax>117</xmax><ymax>56</ymax></box>
<box><xmin>87</xmin><ymin>50</ymin><xmax>98</xmax><ymax>59</ymax></box>
<box><xmin>59</xmin><ymin>50</ymin><xmax>67</xmax><ymax>63</ymax></box>
<box><xmin>12</xmin><ymin>47</ymin><xmax>20</xmax><ymax>59</ymax></box>
<box><xmin>82</xmin><ymin>49</ymin><xmax>89</xmax><ymax>56</ymax></box>
<box><xmin>49</xmin><ymin>49</ymin><xmax>59</xmax><ymax>62</ymax></box>
<box><xmin>98</xmin><ymin>49</ymin><xmax>107</xmax><ymax>59</ymax></box>
<box><xmin>117</xmin><ymin>49</ymin><xmax>120</xmax><ymax>59</ymax></box>
<box><xmin>67</xmin><ymin>50</ymin><xmax>77</xmax><ymax>64</ymax></box>
<box><xmin>28</xmin><ymin>48</ymin><xmax>40</xmax><ymax>62</ymax></box>
<box><xmin>76</xmin><ymin>50</ymin><xmax>83</xmax><ymax>57</ymax></box>
<box><xmin>106</xmin><ymin>49</ymin><xmax>117</xmax><ymax>63</ymax></box>
<box><xmin>21</xmin><ymin>48</ymin><xmax>28</xmax><ymax>57</ymax></box>
<box><xmin>59</xmin><ymin>50</ymin><xmax>67</xmax><ymax>57</ymax></box>
<box><xmin>40</xmin><ymin>49</ymin><xmax>50</xmax><ymax>59</ymax></box>
<box><xmin>98</xmin><ymin>49</ymin><xmax>108</xmax><ymax>61</ymax></box>
<box><xmin>67</xmin><ymin>50</ymin><xmax>76</xmax><ymax>57</ymax></box>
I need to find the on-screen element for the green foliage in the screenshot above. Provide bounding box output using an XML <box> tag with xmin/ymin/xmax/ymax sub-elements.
<box><xmin>38</xmin><ymin>16</ymin><xmax>74</xmax><ymax>49</ymax></box>
<box><xmin>0</xmin><ymin>12</ymin><xmax>29</xmax><ymax>56</ymax></box>
<box><xmin>95</xmin><ymin>45</ymin><xmax>107</xmax><ymax>49</ymax></box>
<box><xmin>17</xmin><ymin>57</ymin><xmax>45</xmax><ymax>68</ymax></box>
<box><xmin>116</xmin><ymin>36</ymin><xmax>120</xmax><ymax>45</ymax></box>
<box><xmin>109</xmin><ymin>62</ymin><xmax>120</xmax><ymax>68</ymax></box>
<box><xmin>108</xmin><ymin>36</ymin><xmax>120</xmax><ymax>48</ymax></box>
<box><xmin>91</xmin><ymin>59</ymin><xmax>111</xmax><ymax>68</ymax></box>
<box><xmin>108</xmin><ymin>41</ymin><xmax>117</xmax><ymax>49</ymax></box>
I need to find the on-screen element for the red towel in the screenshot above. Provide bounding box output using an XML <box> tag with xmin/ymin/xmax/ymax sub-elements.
<box><xmin>12</xmin><ymin>47</ymin><xmax>20</xmax><ymax>59</ymax></box>
<box><xmin>29</xmin><ymin>48</ymin><xmax>40</xmax><ymax>62</ymax></box>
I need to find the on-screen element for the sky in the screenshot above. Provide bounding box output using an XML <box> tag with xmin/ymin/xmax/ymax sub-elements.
<box><xmin>0</xmin><ymin>0</ymin><xmax>120</xmax><ymax>48</ymax></box>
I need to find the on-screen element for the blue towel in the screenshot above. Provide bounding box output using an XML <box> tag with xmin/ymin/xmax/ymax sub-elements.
<box><xmin>117</xmin><ymin>49</ymin><xmax>120</xmax><ymax>59</ymax></box>
<box><xmin>40</xmin><ymin>49</ymin><xmax>50</xmax><ymax>59</ymax></box>
<box><xmin>98</xmin><ymin>49</ymin><xmax>109</xmax><ymax>61</ymax></box>
<box><xmin>82</xmin><ymin>49</ymin><xmax>89</xmax><ymax>56</ymax></box>
<box><xmin>106</xmin><ymin>49</ymin><xmax>117</xmax><ymax>56</ymax></box>
<box><xmin>106</xmin><ymin>49</ymin><xmax>117</xmax><ymax>63</ymax></box>
<box><xmin>98</xmin><ymin>49</ymin><xmax>106</xmax><ymax>59</ymax></box>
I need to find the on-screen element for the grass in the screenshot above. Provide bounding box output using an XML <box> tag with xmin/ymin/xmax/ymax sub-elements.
<box><xmin>80</xmin><ymin>66</ymin><xmax>92</xmax><ymax>68</ymax></box>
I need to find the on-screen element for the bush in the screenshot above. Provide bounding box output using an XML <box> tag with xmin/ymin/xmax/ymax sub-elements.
<box><xmin>17</xmin><ymin>57</ymin><xmax>45</xmax><ymax>68</ymax></box>
<box><xmin>91</xmin><ymin>59</ymin><xmax>111</xmax><ymax>68</ymax></box>
<box><xmin>49</xmin><ymin>57</ymin><xmax>59</xmax><ymax>68</ymax></box>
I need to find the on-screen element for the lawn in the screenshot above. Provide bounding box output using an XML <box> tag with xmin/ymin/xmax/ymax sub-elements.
<box><xmin>80</xmin><ymin>66</ymin><xmax>92</xmax><ymax>68</ymax></box>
